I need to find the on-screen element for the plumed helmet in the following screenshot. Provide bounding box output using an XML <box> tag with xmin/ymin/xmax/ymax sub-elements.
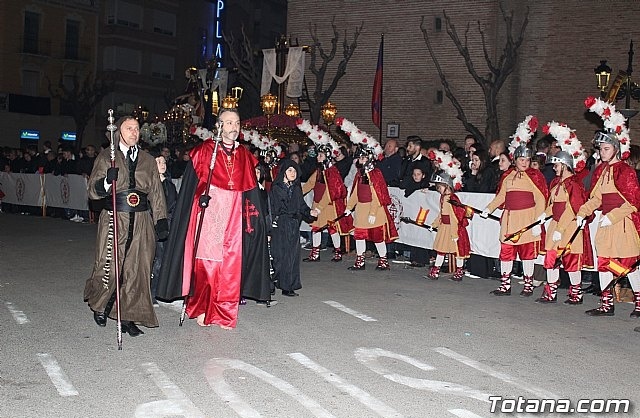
<box><xmin>316</xmin><ymin>143</ymin><xmax>333</xmax><ymax>158</ymax></box>
<box><xmin>593</xmin><ymin>130</ymin><xmax>620</xmax><ymax>153</ymax></box>
<box><xmin>355</xmin><ymin>145</ymin><xmax>375</xmax><ymax>159</ymax></box>
<box><xmin>430</xmin><ymin>169</ymin><xmax>454</xmax><ymax>188</ymax></box>
<box><xmin>513</xmin><ymin>145</ymin><xmax>533</xmax><ymax>159</ymax></box>
<box><xmin>549</xmin><ymin>150</ymin><xmax>574</xmax><ymax>171</ymax></box>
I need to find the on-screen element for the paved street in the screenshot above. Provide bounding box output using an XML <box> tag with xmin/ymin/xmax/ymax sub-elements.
<box><xmin>1</xmin><ymin>212</ymin><xmax>638</xmax><ymax>417</ymax></box>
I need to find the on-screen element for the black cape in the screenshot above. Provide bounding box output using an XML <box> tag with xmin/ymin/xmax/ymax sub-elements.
<box><xmin>241</xmin><ymin>185</ymin><xmax>273</xmax><ymax>302</ymax></box>
<box><xmin>156</xmin><ymin>162</ymin><xmax>198</xmax><ymax>301</ymax></box>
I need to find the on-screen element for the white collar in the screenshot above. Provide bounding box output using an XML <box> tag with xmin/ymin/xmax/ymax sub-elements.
<box><xmin>119</xmin><ymin>143</ymin><xmax>138</xmax><ymax>161</ymax></box>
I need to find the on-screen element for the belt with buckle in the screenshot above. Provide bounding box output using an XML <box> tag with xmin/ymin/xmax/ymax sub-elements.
<box><xmin>104</xmin><ymin>189</ymin><xmax>149</xmax><ymax>212</ymax></box>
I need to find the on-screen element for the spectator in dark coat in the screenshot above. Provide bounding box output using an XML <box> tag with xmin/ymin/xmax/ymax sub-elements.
<box><xmin>379</xmin><ymin>139</ymin><xmax>403</xmax><ymax>186</ymax></box>
<box><xmin>463</xmin><ymin>149</ymin><xmax>497</xmax><ymax>193</ymax></box>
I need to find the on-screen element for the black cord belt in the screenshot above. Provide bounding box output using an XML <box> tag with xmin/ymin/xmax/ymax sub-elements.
<box><xmin>104</xmin><ymin>189</ymin><xmax>149</xmax><ymax>212</ymax></box>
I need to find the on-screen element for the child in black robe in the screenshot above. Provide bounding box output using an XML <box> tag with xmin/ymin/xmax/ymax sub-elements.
<box><xmin>269</xmin><ymin>159</ymin><xmax>318</xmax><ymax>296</ymax></box>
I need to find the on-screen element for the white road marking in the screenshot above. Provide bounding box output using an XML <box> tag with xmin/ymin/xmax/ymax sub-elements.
<box><xmin>433</xmin><ymin>347</ymin><xmax>558</xmax><ymax>399</ymax></box>
<box><xmin>36</xmin><ymin>353</ymin><xmax>78</xmax><ymax>396</ymax></box>
<box><xmin>289</xmin><ymin>352</ymin><xmax>404</xmax><ymax>418</ymax></box>
<box><xmin>205</xmin><ymin>357</ymin><xmax>336</xmax><ymax>418</ymax></box>
<box><xmin>136</xmin><ymin>362</ymin><xmax>205</xmax><ymax>418</ymax></box>
<box><xmin>355</xmin><ymin>347</ymin><xmax>491</xmax><ymax>403</ymax></box>
<box><xmin>6</xmin><ymin>301</ymin><xmax>29</xmax><ymax>324</ymax></box>
<box><xmin>323</xmin><ymin>300</ymin><xmax>377</xmax><ymax>321</ymax></box>
<box><xmin>448</xmin><ymin>409</ymin><xmax>486</xmax><ymax>418</ymax></box>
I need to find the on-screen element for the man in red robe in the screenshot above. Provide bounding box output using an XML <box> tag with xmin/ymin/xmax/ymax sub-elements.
<box><xmin>157</xmin><ymin>108</ymin><xmax>257</xmax><ymax>329</ymax></box>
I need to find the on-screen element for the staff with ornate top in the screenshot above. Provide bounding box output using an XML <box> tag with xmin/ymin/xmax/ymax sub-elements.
<box><xmin>84</xmin><ymin>111</ymin><xmax>168</xmax><ymax>346</ymax></box>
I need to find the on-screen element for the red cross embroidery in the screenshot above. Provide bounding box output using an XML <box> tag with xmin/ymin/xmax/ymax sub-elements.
<box><xmin>244</xmin><ymin>198</ymin><xmax>260</xmax><ymax>233</ymax></box>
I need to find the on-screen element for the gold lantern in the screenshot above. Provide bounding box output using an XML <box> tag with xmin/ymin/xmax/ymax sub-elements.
<box><xmin>321</xmin><ymin>101</ymin><xmax>337</xmax><ymax>125</ymax></box>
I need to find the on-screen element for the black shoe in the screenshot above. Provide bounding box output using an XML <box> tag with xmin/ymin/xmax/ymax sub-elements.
<box><xmin>630</xmin><ymin>310</ymin><xmax>640</xmax><ymax>318</ymax></box>
<box><xmin>490</xmin><ymin>288</ymin><xmax>511</xmax><ymax>296</ymax></box>
<box><xmin>282</xmin><ymin>290</ymin><xmax>299</xmax><ymax>297</ymax></box>
<box><xmin>585</xmin><ymin>307</ymin><xmax>614</xmax><ymax>316</ymax></box>
<box><xmin>93</xmin><ymin>311</ymin><xmax>107</xmax><ymax>327</ymax></box>
<box><xmin>121</xmin><ymin>321</ymin><xmax>144</xmax><ymax>336</ymax></box>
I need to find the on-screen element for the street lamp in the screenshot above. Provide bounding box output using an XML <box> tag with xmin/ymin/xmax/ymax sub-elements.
<box><xmin>594</xmin><ymin>60</ymin><xmax>612</xmax><ymax>98</ymax></box>
<box><xmin>594</xmin><ymin>40</ymin><xmax>640</xmax><ymax>120</ymax></box>
<box><xmin>321</xmin><ymin>101</ymin><xmax>337</xmax><ymax>126</ymax></box>
<box><xmin>261</xmin><ymin>93</ymin><xmax>277</xmax><ymax>128</ymax></box>
<box><xmin>284</xmin><ymin>103</ymin><xmax>301</xmax><ymax>118</ymax></box>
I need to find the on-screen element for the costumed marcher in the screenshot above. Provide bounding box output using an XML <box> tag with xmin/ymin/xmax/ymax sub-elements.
<box><xmin>149</xmin><ymin>148</ymin><xmax>178</xmax><ymax>306</ymax></box>
<box><xmin>263</xmin><ymin>144</ymin><xmax>282</xmax><ymax>192</ymax></box>
<box><xmin>84</xmin><ymin>116</ymin><xmax>169</xmax><ymax>337</ymax></box>
<box><xmin>482</xmin><ymin>115</ymin><xmax>549</xmax><ymax>296</ymax></box>
<box><xmin>241</xmin><ymin>130</ymin><xmax>278</xmax><ymax>306</ymax></box>
<box><xmin>297</xmin><ymin>119</ymin><xmax>354</xmax><ymax>262</ymax></box>
<box><xmin>424</xmin><ymin>150</ymin><xmax>471</xmax><ymax>281</ymax></box>
<box><xmin>337</xmin><ymin>117</ymin><xmax>398</xmax><ymax>271</ymax></box>
<box><xmin>577</xmin><ymin>97</ymin><xmax>640</xmax><ymax>317</ymax></box>
<box><xmin>156</xmin><ymin>108</ymin><xmax>257</xmax><ymax>328</ymax></box>
<box><xmin>269</xmin><ymin>159</ymin><xmax>319</xmax><ymax>296</ymax></box>
<box><xmin>535</xmin><ymin>121</ymin><xmax>593</xmax><ymax>304</ymax></box>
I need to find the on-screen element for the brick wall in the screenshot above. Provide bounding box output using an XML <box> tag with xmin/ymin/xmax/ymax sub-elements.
<box><xmin>287</xmin><ymin>0</ymin><xmax>640</xmax><ymax>149</ymax></box>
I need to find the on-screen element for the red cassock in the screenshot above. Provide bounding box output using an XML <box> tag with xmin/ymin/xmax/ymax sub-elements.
<box><xmin>183</xmin><ymin>140</ymin><xmax>257</xmax><ymax>328</ymax></box>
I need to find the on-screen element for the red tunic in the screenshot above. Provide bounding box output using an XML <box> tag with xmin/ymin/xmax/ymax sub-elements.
<box><xmin>183</xmin><ymin>140</ymin><xmax>257</xmax><ymax>328</ymax></box>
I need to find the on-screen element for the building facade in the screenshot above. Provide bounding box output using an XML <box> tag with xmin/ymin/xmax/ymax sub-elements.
<box><xmin>0</xmin><ymin>0</ymin><xmax>99</xmax><ymax>149</ymax></box>
<box><xmin>286</xmin><ymin>0</ymin><xmax>640</xmax><ymax>148</ymax></box>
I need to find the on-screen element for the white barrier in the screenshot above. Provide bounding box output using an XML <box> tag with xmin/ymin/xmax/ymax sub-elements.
<box><xmin>0</xmin><ymin>173</ymin><xmax>599</xmax><ymax>264</ymax></box>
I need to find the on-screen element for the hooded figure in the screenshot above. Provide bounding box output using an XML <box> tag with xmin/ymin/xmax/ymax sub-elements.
<box><xmin>268</xmin><ymin>159</ymin><xmax>317</xmax><ymax>297</ymax></box>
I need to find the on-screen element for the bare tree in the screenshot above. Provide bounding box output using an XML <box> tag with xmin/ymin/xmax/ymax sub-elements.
<box><xmin>47</xmin><ymin>71</ymin><xmax>114</xmax><ymax>149</ymax></box>
<box><xmin>420</xmin><ymin>3</ymin><xmax>529</xmax><ymax>146</ymax></box>
<box><xmin>308</xmin><ymin>18</ymin><xmax>363</xmax><ymax>124</ymax></box>
<box><xmin>223</xmin><ymin>26</ymin><xmax>262</xmax><ymax>116</ymax></box>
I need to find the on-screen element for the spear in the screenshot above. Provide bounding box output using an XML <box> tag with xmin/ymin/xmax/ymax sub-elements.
<box><xmin>180</xmin><ymin>122</ymin><xmax>222</xmax><ymax>326</ymax></box>
<box><xmin>448</xmin><ymin>199</ymin><xmax>501</xmax><ymax>221</ymax></box>
<box><xmin>400</xmin><ymin>217</ymin><xmax>438</xmax><ymax>232</ymax></box>
<box><xmin>504</xmin><ymin>215</ymin><xmax>552</xmax><ymax>243</ymax></box>
<box><xmin>106</xmin><ymin>109</ymin><xmax>123</xmax><ymax>350</ymax></box>
<box><xmin>553</xmin><ymin>219</ymin><xmax>585</xmax><ymax>269</ymax></box>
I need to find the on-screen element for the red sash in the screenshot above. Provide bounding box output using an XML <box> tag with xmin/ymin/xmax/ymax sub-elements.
<box><xmin>601</xmin><ymin>192</ymin><xmax>625</xmax><ymax>215</ymax></box>
<box><xmin>504</xmin><ymin>190</ymin><xmax>535</xmax><ymax>210</ymax></box>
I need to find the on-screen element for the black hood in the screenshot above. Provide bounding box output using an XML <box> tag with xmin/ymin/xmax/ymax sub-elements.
<box><xmin>274</xmin><ymin>158</ymin><xmax>301</xmax><ymax>184</ymax></box>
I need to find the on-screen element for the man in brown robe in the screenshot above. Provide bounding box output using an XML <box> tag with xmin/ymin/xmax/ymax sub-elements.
<box><xmin>84</xmin><ymin>116</ymin><xmax>168</xmax><ymax>337</ymax></box>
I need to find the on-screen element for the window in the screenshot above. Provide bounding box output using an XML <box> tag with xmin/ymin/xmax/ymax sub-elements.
<box><xmin>106</xmin><ymin>0</ymin><xmax>142</xmax><ymax>29</ymax></box>
<box><xmin>153</xmin><ymin>10</ymin><xmax>175</xmax><ymax>36</ymax></box>
<box><xmin>151</xmin><ymin>54</ymin><xmax>174</xmax><ymax>80</ymax></box>
<box><xmin>436</xmin><ymin>90</ymin><xmax>443</xmax><ymax>104</ymax></box>
<box><xmin>65</xmin><ymin>20</ymin><xmax>80</xmax><ymax>60</ymax></box>
<box><xmin>435</xmin><ymin>17</ymin><xmax>442</xmax><ymax>32</ymax></box>
<box><xmin>103</xmin><ymin>46</ymin><xmax>141</xmax><ymax>74</ymax></box>
<box><xmin>23</xmin><ymin>11</ymin><xmax>39</xmax><ymax>54</ymax></box>
<box><xmin>22</xmin><ymin>70</ymin><xmax>39</xmax><ymax>96</ymax></box>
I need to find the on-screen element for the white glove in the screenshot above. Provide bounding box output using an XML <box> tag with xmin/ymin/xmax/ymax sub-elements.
<box><xmin>537</xmin><ymin>213</ymin><xmax>547</xmax><ymax>224</ymax></box>
<box><xmin>479</xmin><ymin>209</ymin><xmax>489</xmax><ymax>219</ymax></box>
<box><xmin>531</xmin><ymin>224</ymin><xmax>542</xmax><ymax>237</ymax></box>
<box><xmin>368</xmin><ymin>215</ymin><xmax>376</xmax><ymax>225</ymax></box>
<box><xmin>314</xmin><ymin>208</ymin><xmax>321</xmax><ymax>214</ymax></box>
<box><xmin>344</xmin><ymin>209</ymin><xmax>352</xmax><ymax>216</ymax></box>
<box><xmin>552</xmin><ymin>231</ymin><xmax>562</xmax><ymax>242</ymax></box>
<box><xmin>599</xmin><ymin>215</ymin><xmax>612</xmax><ymax>227</ymax></box>
<box><xmin>452</xmin><ymin>236</ymin><xmax>459</xmax><ymax>242</ymax></box>
<box><xmin>576</xmin><ymin>215</ymin><xmax>584</xmax><ymax>228</ymax></box>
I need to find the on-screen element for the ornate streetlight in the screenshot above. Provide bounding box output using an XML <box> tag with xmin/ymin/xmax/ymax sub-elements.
<box><xmin>321</xmin><ymin>101</ymin><xmax>337</xmax><ymax>126</ymax></box>
<box><xmin>261</xmin><ymin>93</ymin><xmax>277</xmax><ymax>128</ymax></box>
<box><xmin>594</xmin><ymin>40</ymin><xmax>640</xmax><ymax>120</ymax></box>
<box><xmin>284</xmin><ymin>103</ymin><xmax>301</xmax><ymax>118</ymax></box>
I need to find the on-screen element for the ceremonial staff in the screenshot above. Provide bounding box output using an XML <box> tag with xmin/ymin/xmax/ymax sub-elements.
<box><xmin>504</xmin><ymin>215</ymin><xmax>552</xmax><ymax>243</ymax></box>
<box><xmin>106</xmin><ymin>109</ymin><xmax>123</xmax><ymax>350</ymax></box>
<box><xmin>180</xmin><ymin>122</ymin><xmax>222</xmax><ymax>326</ymax></box>
<box><xmin>448</xmin><ymin>199</ymin><xmax>501</xmax><ymax>222</ymax></box>
<box><xmin>316</xmin><ymin>209</ymin><xmax>353</xmax><ymax>233</ymax></box>
<box><xmin>399</xmin><ymin>217</ymin><xmax>438</xmax><ymax>232</ymax></box>
<box><xmin>553</xmin><ymin>220</ymin><xmax>585</xmax><ymax>269</ymax></box>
